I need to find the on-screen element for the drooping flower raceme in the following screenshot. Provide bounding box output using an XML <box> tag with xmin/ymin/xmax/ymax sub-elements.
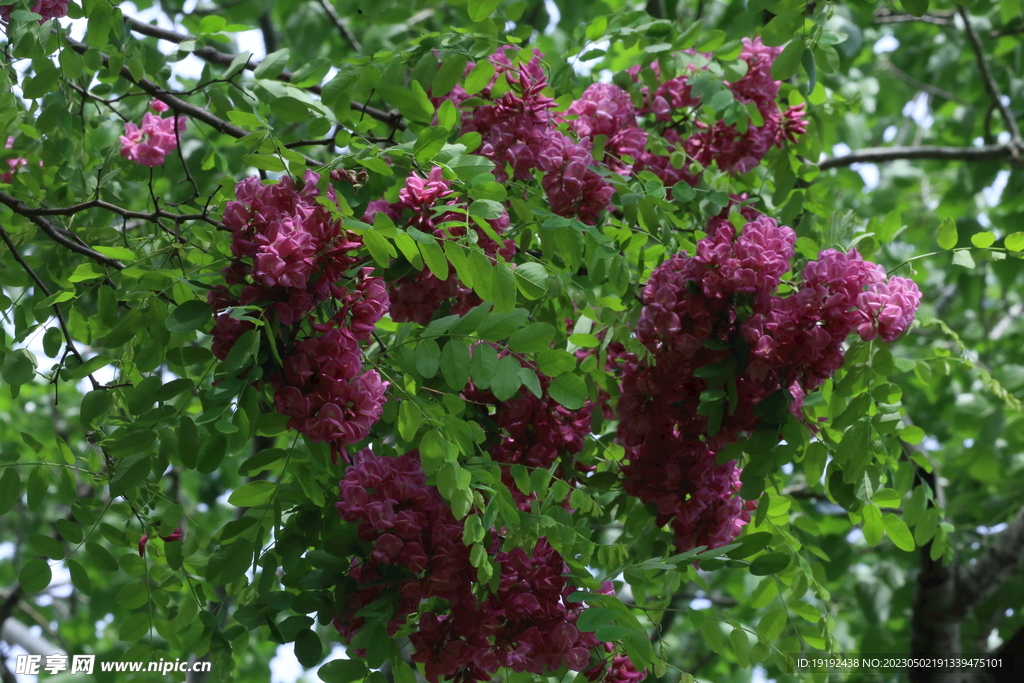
<box><xmin>618</xmin><ymin>209</ymin><xmax>921</xmax><ymax>551</ymax></box>
<box><xmin>210</xmin><ymin>172</ymin><xmax>388</xmax><ymax>461</ymax></box>
<box><xmin>334</xmin><ymin>450</ymin><xmax>639</xmax><ymax>683</ymax></box>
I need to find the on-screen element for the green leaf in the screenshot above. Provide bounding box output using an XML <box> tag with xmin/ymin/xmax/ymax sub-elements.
<box><xmin>862</xmin><ymin>504</ymin><xmax>884</xmax><ymax>546</ymax></box>
<box><xmin>937</xmin><ymin>217</ymin><xmax>958</xmax><ymax>250</ymax></box>
<box><xmin>952</xmin><ymin>250</ymin><xmax>976</xmax><ymax>269</ymax></box>
<box><xmin>463</xmin><ymin>60</ymin><xmax>495</xmax><ymax>96</ymax></box>
<box><xmin>508</xmin><ymin>323</ymin><xmax>556</xmax><ymax>353</ymax></box>
<box><xmin>537</xmin><ymin>349</ymin><xmax>575</xmax><ymax>376</ymax></box>
<box><xmin>117</xmin><ymin>580</ymin><xmax>150</xmax><ymax>609</ymax></box>
<box><xmin>513</xmin><ymin>262</ymin><xmax>548</xmax><ymax>299</ymax></box>
<box><xmin>319</xmin><ymin>659</ymin><xmax>368</xmax><ymax>683</ymax></box>
<box><xmin>576</xmin><ymin>608</ymin><xmax>617</xmax><ymax>632</ymax></box>
<box><xmin>419</xmin><ymin>239</ymin><xmax>450</xmax><ymax>280</ymax></box>
<box><xmin>294</xmin><ymin>629</ymin><xmax>324</xmax><ymax>668</ymax></box>
<box><xmin>66</xmin><ymin>353</ymin><xmax>114</xmax><ymax>380</ymax></box>
<box><xmin>108</xmin><ymin>452</ymin><xmax>151</xmax><ymax>497</ymax></box>
<box><xmin>1</xmin><ymin>349</ymin><xmax>36</xmax><ymax>385</ymax></box>
<box><xmin>548</xmin><ymin>373</ymin><xmax>588</xmax><ymax>410</ymax></box>
<box><xmin>468</xmin><ymin>0</ymin><xmax>501</xmax><ymax>21</ymax></box>
<box><xmin>762</xmin><ymin>12</ymin><xmax>803</xmax><ymax>47</ymax></box>
<box><xmin>872</xmin><ymin>488</ymin><xmax>902</xmax><ymax>509</ymax></box>
<box><xmin>29</xmin><ymin>534</ymin><xmax>66</xmax><ymax>560</ymax></box>
<box><xmin>415</xmin><ymin>339</ymin><xmax>442</xmax><ymax>378</ymax></box>
<box><xmin>0</xmin><ymin>469</ymin><xmax>20</xmax><ymax>515</ymax></box>
<box><xmin>254</xmin><ymin>48</ymin><xmax>291</xmax><ymax>79</ymax></box>
<box><xmin>490</xmin><ymin>355</ymin><xmax>522</xmax><ymax>401</ymax></box>
<box><xmin>1006</xmin><ymin>232</ymin><xmax>1024</xmax><ymax>251</ymax></box>
<box><xmin>469</xmin><ymin>199</ymin><xmax>505</xmax><ymax>220</ymax></box>
<box><xmin>414</xmin><ymin>127</ymin><xmax>450</xmax><ymax>164</ymax></box>
<box><xmin>971</xmin><ymin>231</ymin><xmax>996</xmax><ymax>248</ymax></box>
<box><xmin>19</xmin><ymin>559</ymin><xmax>52</xmax><ymax>593</ymax></box>
<box><xmin>119</xmin><ymin>613</ymin><xmax>152</xmax><ymax>642</ymax></box>
<box><xmin>228</xmin><ymin>480</ymin><xmax>277</xmax><ymax>507</ymax></box>
<box><xmin>166</xmin><ymin>300</ymin><xmax>212</xmax><ymax>334</ymax></box>
<box><xmin>749</xmin><ymin>551</ymin><xmax>792</xmax><ymax>575</ymax></box>
<box><xmin>900</xmin><ymin>0</ymin><xmax>929</xmax><ymax>17</ymax></box>
<box><xmin>470</xmin><ymin>343</ymin><xmax>499</xmax><ymax>389</ymax></box>
<box><xmin>771</xmin><ymin>40</ymin><xmax>805</xmax><ymax>81</ymax></box>
<box><xmin>882</xmin><ymin>513</ymin><xmax>916</xmax><ymax>551</ymax></box>
<box><xmin>758</xmin><ymin>607</ymin><xmax>787</xmax><ymax>641</ymax></box>
<box><xmin>476</xmin><ymin>309</ymin><xmax>529</xmax><ymax>341</ymax></box>
<box><xmin>66</xmin><ymin>559</ymin><xmax>92</xmax><ymax>595</ymax></box>
<box><xmin>441</xmin><ymin>339</ymin><xmax>471</xmax><ymax>391</ymax></box>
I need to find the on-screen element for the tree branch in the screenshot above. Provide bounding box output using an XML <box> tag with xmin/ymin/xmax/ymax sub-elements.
<box><xmin>121</xmin><ymin>16</ymin><xmax>403</xmax><ymax>130</ymax></box>
<box><xmin>957</xmin><ymin>6</ymin><xmax>1023</xmax><ymax>156</ymax></box>
<box><xmin>315</xmin><ymin>0</ymin><xmax>362</xmax><ymax>52</ymax></box>
<box><xmin>818</xmin><ymin>143</ymin><xmax>1021</xmax><ymax>170</ymax></box>
<box><xmin>956</xmin><ymin>504</ymin><xmax>1024</xmax><ymax>613</ymax></box>
<box><xmin>0</xmin><ymin>190</ymin><xmax>126</xmax><ymax>270</ymax></box>
<box><xmin>10</xmin><ymin>197</ymin><xmax>224</xmax><ymax>231</ymax></box>
<box><xmin>61</xmin><ymin>35</ymin><xmax>323</xmax><ymax>168</ymax></box>
<box><xmin>0</xmin><ymin>221</ymin><xmax>100</xmax><ymax>389</ymax></box>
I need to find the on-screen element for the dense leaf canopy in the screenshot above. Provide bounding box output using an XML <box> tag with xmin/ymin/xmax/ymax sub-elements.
<box><xmin>0</xmin><ymin>2</ymin><xmax>1023</xmax><ymax>683</ymax></box>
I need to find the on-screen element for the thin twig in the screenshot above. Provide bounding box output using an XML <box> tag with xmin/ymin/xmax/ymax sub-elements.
<box><xmin>957</xmin><ymin>5</ymin><xmax>1023</xmax><ymax>157</ymax></box>
<box><xmin>0</xmin><ymin>222</ymin><xmax>99</xmax><ymax>390</ymax></box>
<box><xmin>60</xmin><ymin>35</ymin><xmax>321</xmax><ymax>167</ymax></box>
<box><xmin>121</xmin><ymin>16</ymin><xmax>403</xmax><ymax>130</ymax></box>
<box><xmin>315</xmin><ymin>0</ymin><xmax>362</xmax><ymax>52</ymax></box>
<box><xmin>884</xmin><ymin>60</ymin><xmax>972</xmax><ymax>106</ymax></box>
<box><xmin>818</xmin><ymin>143</ymin><xmax>1021</xmax><ymax>170</ymax></box>
<box><xmin>0</xmin><ymin>190</ymin><xmax>126</xmax><ymax>269</ymax></box>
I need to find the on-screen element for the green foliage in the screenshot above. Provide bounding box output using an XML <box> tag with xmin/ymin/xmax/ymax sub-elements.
<box><xmin>0</xmin><ymin>1</ymin><xmax>1022</xmax><ymax>683</ymax></box>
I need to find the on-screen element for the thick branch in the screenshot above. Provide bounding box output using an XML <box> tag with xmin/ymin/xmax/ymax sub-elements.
<box><xmin>0</xmin><ymin>190</ymin><xmax>126</xmax><ymax>269</ymax></box>
<box><xmin>818</xmin><ymin>144</ymin><xmax>1020</xmax><ymax>169</ymax></box>
<box><xmin>956</xmin><ymin>504</ymin><xmax>1024</xmax><ymax>613</ymax></box>
<box><xmin>908</xmin><ymin>446</ymin><xmax>961</xmax><ymax>683</ymax></box>
<box><xmin>957</xmin><ymin>6</ymin><xmax>1023</xmax><ymax>154</ymax></box>
<box><xmin>122</xmin><ymin>16</ymin><xmax>403</xmax><ymax>130</ymax></box>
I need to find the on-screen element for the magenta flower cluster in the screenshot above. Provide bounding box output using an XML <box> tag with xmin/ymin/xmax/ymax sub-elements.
<box><xmin>1</xmin><ymin>137</ymin><xmax>29</xmax><ymax>183</ymax></box>
<box><xmin>209</xmin><ymin>172</ymin><xmax>389</xmax><ymax>461</ymax></box>
<box><xmin>119</xmin><ymin>99</ymin><xmax>187</xmax><ymax>167</ymax></box>
<box><xmin>629</xmin><ymin>38</ymin><xmax>809</xmax><ymax>185</ymax></box>
<box><xmin>443</xmin><ymin>48</ymin><xmax>616</xmax><ymax>224</ymax></box>
<box><xmin>618</xmin><ymin>206</ymin><xmax>921</xmax><ymax>551</ymax></box>
<box><xmin>363</xmin><ymin>166</ymin><xmax>515</xmax><ymax>325</ymax></box>
<box><xmin>334</xmin><ymin>451</ymin><xmax>641</xmax><ymax>682</ymax></box>
<box><xmin>0</xmin><ymin>0</ymin><xmax>67</xmax><ymax>22</ymax></box>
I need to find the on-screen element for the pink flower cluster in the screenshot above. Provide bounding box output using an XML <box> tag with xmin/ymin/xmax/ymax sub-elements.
<box><xmin>333</xmin><ymin>450</ymin><xmax>474</xmax><ymax>641</ymax></box>
<box><xmin>618</xmin><ymin>208</ymin><xmax>921</xmax><ymax>550</ymax></box>
<box><xmin>584</xmin><ymin>643</ymin><xmax>647</xmax><ymax>683</ymax></box>
<box><xmin>627</xmin><ymin>38</ymin><xmax>809</xmax><ymax>185</ymax></box>
<box><xmin>363</xmin><ymin>166</ymin><xmax>515</xmax><ymax>325</ymax></box>
<box><xmin>119</xmin><ymin>99</ymin><xmax>187</xmax><ymax>167</ymax></box>
<box><xmin>1</xmin><ymin>137</ymin><xmax>29</xmax><ymax>183</ymax></box>
<box><xmin>443</xmin><ymin>49</ymin><xmax>616</xmax><ymax>224</ymax></box>
<box><xmin>409</xmin><ymin>538</ymin><xmax>606</xmax><ymax>681</ymax></box>
<box><xmin>334</xmin><ymin>451</ymin><xmax>640</xmax><ymax>682</ymax></box>
<box><xmin>0</xmin><ymin>0</ymin><xmax>67</xmax><ymax>22</ymax></box>
<box><xmin>210</xmin><ymin>172</ymin><xmax>388</xmax><ymax>460</ymax></box>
